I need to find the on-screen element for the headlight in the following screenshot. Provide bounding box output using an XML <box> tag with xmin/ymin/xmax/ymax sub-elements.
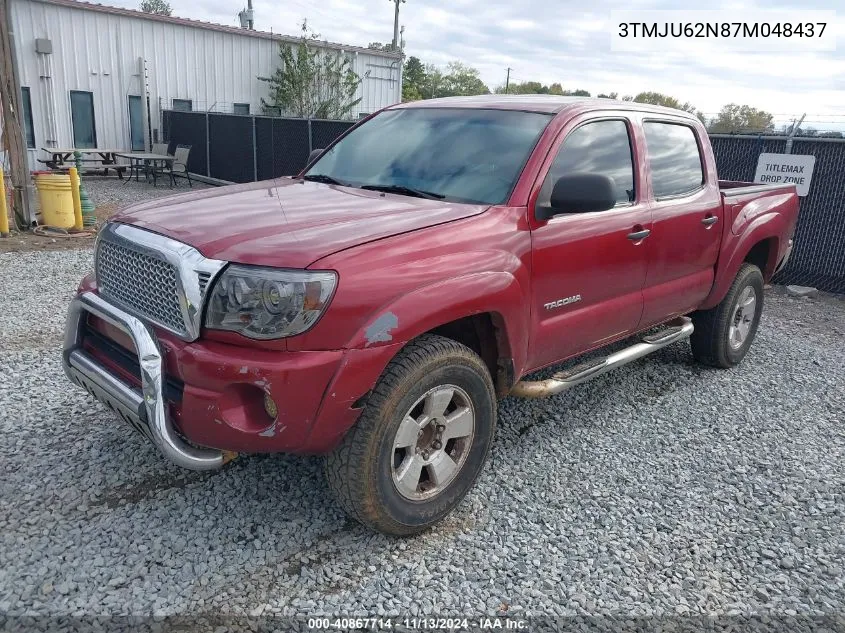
<box><xmin>205</xmin><ymin>265</ymin><xmax>337</xmax><ymax>339</ymax></box>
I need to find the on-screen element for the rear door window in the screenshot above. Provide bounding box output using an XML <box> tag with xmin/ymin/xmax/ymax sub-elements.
<box><xmin>644</xmin><ymin>122</ymin><xmax>704</xmax><ymax>198</ymax></box>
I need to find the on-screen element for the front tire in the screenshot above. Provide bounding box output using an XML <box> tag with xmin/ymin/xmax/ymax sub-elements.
<box><xmin>325</xmin><ymin>334</ymin><xmax>496</xmax><ymax>536</ymax></box>
<box><xmin>690</xmin><ymin>263</ymin><xmax>764</xmax><ymax>368</ymax></box>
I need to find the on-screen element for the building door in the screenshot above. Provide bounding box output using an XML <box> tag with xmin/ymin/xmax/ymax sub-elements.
<box><xmin>70</xmin><ymin>91</ymin><xmax>97</xmax><ymax>148</ymax></box>
<box><xmin>128</xmin><ymin>95</ymin><xmax>145</xmax><ymax>151</ymax></box>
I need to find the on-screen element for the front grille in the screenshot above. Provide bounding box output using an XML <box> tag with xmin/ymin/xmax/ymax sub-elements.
<box><xmin>96</xmin><ymin>240</ymin><xmax>186</xmax><ymax>335</ymax></box>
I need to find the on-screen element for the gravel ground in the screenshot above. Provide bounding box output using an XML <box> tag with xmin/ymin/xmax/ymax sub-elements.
<box><xmin>1</xmin><ymin>249</ymin><xmax>844</xmax><ymax>630</ymax></box>
<box><xmin>83</xmin><ymin>175</ymin><xmax>211</xmax><ymax>209</ymax></box>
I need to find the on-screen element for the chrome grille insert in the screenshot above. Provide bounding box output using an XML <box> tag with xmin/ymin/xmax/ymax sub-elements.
<box><xmin>197</xmin><ymin>271</ymin><xmax>212</xmax><ymax>295</ymax></box>
<box><xmin>94</xmin><ymin>223</ymin><xmax>227</xmax><ymax>341</ymax></box>
<box><xmin>97</xmin><ymin>240</ymin><xmax>185</xmax><ymax>335</ymax></box>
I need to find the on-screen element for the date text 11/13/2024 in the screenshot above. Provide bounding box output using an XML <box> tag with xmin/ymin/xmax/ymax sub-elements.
<box><xmin>307</xmin><ymin>617</ymin><xmax>528</xmax><ymax>630</ymax></box>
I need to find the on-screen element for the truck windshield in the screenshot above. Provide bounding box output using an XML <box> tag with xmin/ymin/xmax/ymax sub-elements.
<box><xmin>304</xmin><ymin>108</ymin><xmax>552</xmax><ymax>205</ymax></box>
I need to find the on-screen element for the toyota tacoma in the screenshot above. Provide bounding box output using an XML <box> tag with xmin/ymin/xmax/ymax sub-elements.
<box><xmin>63</xmin><ymin>96</ymin><xmax>799</xmax><ymax>535</ymax></box>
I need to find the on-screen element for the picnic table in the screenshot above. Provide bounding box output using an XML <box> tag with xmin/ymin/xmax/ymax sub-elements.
<box><xmin>115</xmin><ymin>152</ymin><xmax>174</xmax><ymax>187</ymax></box>
<box><xmin>38</xmin><ymin>148</ymin><xmax>127</xmax><ymax>178</ymax></box>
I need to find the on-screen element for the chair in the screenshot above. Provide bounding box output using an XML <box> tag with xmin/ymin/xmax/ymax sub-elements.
<box><xmin>128</xmin><ymin>144</ymin><xmax>169</xmax><ymax>183</ymax></box>
<box><xmin>160</xmin><ymin>144</ymin><xmax>192</xmax><ymax>187</ymax></box>
<box><xmin>146</xmin><ymin>143</ymin><xmax>173</xmax><ymax>186</ymax></box>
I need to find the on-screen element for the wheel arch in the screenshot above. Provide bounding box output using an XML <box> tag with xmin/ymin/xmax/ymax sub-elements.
<box><xmin>743</xmin><ymin>237</ymin><xmax>780</xmax><ymax>280</ymax></box>
<box><xmin>346</xmin><ymin>272</ymin><xmax>529</xmax><ymax>397</ymax></box>
<box><xmin>701</xmin><ymin>218</ymin><xmax>784</xmax><ymax>310</ymax></box>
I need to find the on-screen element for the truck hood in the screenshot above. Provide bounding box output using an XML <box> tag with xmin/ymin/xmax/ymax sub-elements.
<box><xmin>113</xmin><ymin>178</ymin><xmax>488</xmax><ymax>268</ymax></box>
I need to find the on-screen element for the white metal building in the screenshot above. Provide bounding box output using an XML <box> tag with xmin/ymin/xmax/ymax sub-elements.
<box><xmin>10</xmin><ymin>0</ymin><xmax>403</xmax><ymax>169</ymax></box>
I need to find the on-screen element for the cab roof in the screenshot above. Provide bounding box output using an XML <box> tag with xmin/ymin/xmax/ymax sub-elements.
<box><xmin>389</xmin><ymin>94</ymin><xmax>700</xmax><ymax>121</ymax></box>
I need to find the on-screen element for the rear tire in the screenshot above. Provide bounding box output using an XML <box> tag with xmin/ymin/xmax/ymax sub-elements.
<box><xmin>325</xmin><ymin>334</ymin><xmax>496</xmax><ymax>536</ymax></box>
<box><xmin>690</xmin><ymin>263</ymin><xmax>764</xmax><ymax>368</ymax></box>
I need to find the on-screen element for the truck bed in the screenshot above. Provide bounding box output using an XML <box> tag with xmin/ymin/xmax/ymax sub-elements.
<box><xmin>718</xmin><ymin>180</ymin><xmax>796</xmax><ymax>198</ymax></box>
<box><xmin>715</xmin><ymin>179</ymin><xmax>799</xmax><ymax>277</ymax></box>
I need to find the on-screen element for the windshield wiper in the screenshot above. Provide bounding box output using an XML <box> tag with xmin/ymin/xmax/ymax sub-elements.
<box><xmin>359</xmin><ymin>184</ymin><xmax>445</xmax><ymax>200</ymax></box>
<box><xmin>302</xmin><ymin>174</ymin><xmax>350</xmax><ymax>186</ymax></box>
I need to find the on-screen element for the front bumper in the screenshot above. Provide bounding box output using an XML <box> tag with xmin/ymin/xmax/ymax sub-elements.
<box><xmin>63</xmin><ymin>291</ymin><xmax>226</xmax><ymax>470</ymax></box>
<box><xmin>63</xmin><ymin>289</ymin><xmax>403</xmax><ymax>468</ymax></box>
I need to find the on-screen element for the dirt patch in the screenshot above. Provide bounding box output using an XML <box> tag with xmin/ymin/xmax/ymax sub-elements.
<box><xmin>90</xmin><ymin>470</ymin><xmax>217</xmax><ymax>509</ymax></box>
<box><xmin>0</xmin><ymin>203</ymin><xmax>118</xmax><ymax>253</ymax></box>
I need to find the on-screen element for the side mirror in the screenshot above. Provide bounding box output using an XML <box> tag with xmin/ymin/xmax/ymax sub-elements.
<box><xmin>537</xmin><ymin>173</ymin><xmax>617</xmax><ymax>220</ymax></box>
<box><xmin>306</xmin><ymin>148</ymin><xmax>324</xmax><ymax>168</ymax></box>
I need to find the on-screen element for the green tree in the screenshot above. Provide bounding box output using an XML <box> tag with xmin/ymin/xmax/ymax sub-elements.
<box><xmin>496</xmin><ymin>80</ymin><xmax>545</xmax><ymax>94</ymax></box>
<box><xmin>140</xmin><ymin>0</ymin><xmax>171</xmax><ymax>15</ymax></box>
<box><xmin>441</xmin><ymin>62</ymin><xmax>490</xmax><ymax>97</ymax></box>
<box><xmin>708</xmin><ymin>103</ymin><xmax>775</xmax><ymax>133</ymax></box>
<box><xmin>368</xmin><ymin>42</ymin><xmax>397</xmax><ymax>52</ymax></box>
<box><xmin>402</xmin><ymin>56</ymin><xmax>426</xmax><ymax>101</ymax></box>
<box><xmin>423</xmin><ymin>64</ymin><xmax>445</xmax><ymax>99</ymax></box>
<box><xmin>496</xmin><ymin>81</ymin><xmax>589</xmax><ymax>96</ymax></box>
<box><xmin>597</xmin><ymin>92</ymin><xmax>619</xmax><ymax>99</ymax></box>
<box><xmin>632</xmin><ymin>91</ymin><xmax>695</xmax><ymax>112</ymax></box>
<box><xmin>631</xmin><ymin>91</ymin><xmax>705</xmax><ymax>123</ymax></box>
<box><xmin>259</xmin><ymin>20</ymin><xmax>365</xmax><ymax>120</ymax></box>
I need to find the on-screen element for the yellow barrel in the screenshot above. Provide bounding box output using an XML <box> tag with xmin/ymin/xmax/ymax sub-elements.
<box><xmin>33</xmin><ymin>172</ymin><xmax>76</xmax><ymax>229</ymax></box>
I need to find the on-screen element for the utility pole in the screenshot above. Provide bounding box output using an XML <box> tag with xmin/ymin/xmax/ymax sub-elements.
<box><xmin>0</xmin><ymin>0</ymin><xmax>31</xmax><ymax>229</ymax></box>
<box><xmin>390</xmin><ymin>0</ymin><xmax>405</xmax><ymax>50</ymax></box>
<box><xmin>505</xmin><ymin>68</ymin><xmax>512</xmax><ymax>94</ymax></box>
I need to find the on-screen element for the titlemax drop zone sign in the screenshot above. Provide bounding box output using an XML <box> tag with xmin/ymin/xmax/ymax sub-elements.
<box><xmin>754</xmin><ymin>153</ymin><xmax>816</xmax><ymax>197</ymax></box>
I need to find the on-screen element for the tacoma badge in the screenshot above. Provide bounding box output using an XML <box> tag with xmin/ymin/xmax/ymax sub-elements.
<box><xmin>544</xmin><ymin>295</ymin><xmax>582</xmax><ymax>310</ymax></box>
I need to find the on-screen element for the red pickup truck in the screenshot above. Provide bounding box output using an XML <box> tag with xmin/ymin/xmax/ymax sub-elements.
<box><xmin>63</xmin><ymin>96</ymin><xmax>798</xmax><ymax>535</ymax></box>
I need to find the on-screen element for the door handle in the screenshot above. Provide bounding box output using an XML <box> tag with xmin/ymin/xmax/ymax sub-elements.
<box><xmin>627</xmin><ymin>229</ymin><xmax>651</xmax><ymax>241</ymax></box>
<box><xmin>701</xmin><ymin>215</ymin><xmax>718</xmax><ymax>227</ymax></box>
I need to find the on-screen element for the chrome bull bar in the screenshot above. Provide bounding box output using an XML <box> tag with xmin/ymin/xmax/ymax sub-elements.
<box><xmin>63</xmin><ymin>291</ymin><xmax>225</xmax><ymax>471</ymax></box>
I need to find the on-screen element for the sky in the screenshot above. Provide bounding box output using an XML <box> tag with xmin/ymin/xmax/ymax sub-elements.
<box><xmin>117</xmin><ymin>0</ymin><xmax>845</xmax><ymax>131</ymax></box>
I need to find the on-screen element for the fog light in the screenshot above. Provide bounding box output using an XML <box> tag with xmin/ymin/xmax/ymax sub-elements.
<box><xmin>263</xmin><ymin>392</ymin><xmax>278</xmax><ymax>420</ymax></box>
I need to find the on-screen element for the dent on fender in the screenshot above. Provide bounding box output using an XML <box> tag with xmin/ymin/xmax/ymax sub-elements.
<box><xmin>364</xmin><ymin>312</ymin><xmax>399</xmax><ymax>347</ymax></box>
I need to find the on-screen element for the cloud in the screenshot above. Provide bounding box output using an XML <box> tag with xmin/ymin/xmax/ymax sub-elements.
<box><xmin>116</xmin><ymin>0</ymin><xmax>845</xmax><ymax>123</ymax></box>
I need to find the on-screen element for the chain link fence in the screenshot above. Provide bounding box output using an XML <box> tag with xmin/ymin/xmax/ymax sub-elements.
<box><xmin>711</xmin><ymin>135</ymin><xmax>845</xmax><ymax>294</ymax></box>
<box><xmin>162</xmin><ymin>110</ymin><xmax>355</xmax><ymax>182</ymax></box>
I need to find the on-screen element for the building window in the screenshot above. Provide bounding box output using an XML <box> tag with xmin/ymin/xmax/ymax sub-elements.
<box><xmin>358</xmin><ymin>112</ymin><xmax>370</xmax><ymax>120</ymax></box>
<box><xmin>233</xmin><ymin>103</ymin><xmax>250</xmax><ymax>115</ymax></box>
<box><xmin>21</xmin><ymin>87</ymin><xmax>35</xmax><ymax>148</ymax></box>
<box><xmin>263</xmin><ymin>105</ymin><xmax>281</xmax><ymax>117</ymax></box>
<box><xmin>172</xmin><ymin>99</ymin><xmax>192</xmax><ymax>112</ymax></box>
<box><xmin>70</xmin><ymin>90</ymin><xmax>97</xmax><ymax>148</ymax></box>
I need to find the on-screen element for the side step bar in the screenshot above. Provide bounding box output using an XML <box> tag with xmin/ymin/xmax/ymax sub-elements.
<box><xmin>510</xmin><ymin>317</ymin><xmax>694</xmax><ymax>399</ymax></box>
